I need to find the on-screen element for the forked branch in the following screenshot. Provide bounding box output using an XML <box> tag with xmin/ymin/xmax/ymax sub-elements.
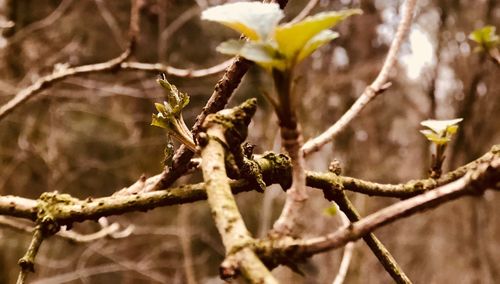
<box><xmin>200</xmin><ymin>99</ymin><xmax>277</xmax><ymax>283</ymax></box>
<box><xmin>263</xmin><ymin>153</ymin><xmax>499</xmax><ymax>259</ymax></box>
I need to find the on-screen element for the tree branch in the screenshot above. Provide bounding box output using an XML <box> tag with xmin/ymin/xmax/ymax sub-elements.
<box><xmin>1</xmin><ymin>145</ymin><xmax>496</xmax><ymax>224</ymax></box>
<box><xmin>151</xmin><ymin>57</ymin><xmax>252</xmax><ymax>191</ymax></box>
<box><xmin>302</xmin><ymin>0</ymin><xmax>417</xmax><ymax>155</ymax></box>
<box><xmin>307</xmin><ymin>145</ymin><xmax>498</xmax><ymax>198</ymax></box>
<box><xmin>0</xmin><ymin>195</ymin><xmax>37</xmax><ymax>220</ymax></box>
<box><xmin>0</xmin><ymin>49</ymin><xmax>131</xmax><ymax>121</ymax></box>
<box><xmin>0</xmin><ymin>152</ymin><xmax>290</xmax><ymax>222</ymax></box>
<box><xmin>16</xmin><ymin>227</ymin><xmax>46</xmax><ymax>284</ymax></box>
<box><xmin>0</xmin><ymin>0</ymin><xmax>230</xmax><ymax>123</ymax></box>
<box><xmin>120</xmin><ymin>59</ymin><xmax>232</xmax><ymax>78</ymax></box>
<box><xmin>200</xmin><ymin>100</ymin><xmax>277</xmax><ymax>283</ymax></box>
<box><xmin>326</xmin><ymin>192</ymin><xmax>411</xmax><ymax>283</ymax></box>
<box><xmin>0</xmin><ymin>0</ymin><xmax>142</xmax><ymax>121</ymax></box>
<box><xmin>332</xmin><ymin>210</ymin><xmax>355</xmax><ymax>284</ymax></box>
<box><xmin>265</xmin><ymin>152</ymin><xmax>499</xmax><ymax>259</ymax></box>
<box><xmin>151</xmin><ymin>0</ymin><xmax>291</xmax><ymax>193</ymax></box>
<box><xmin>0</xmin><ymin>216</ymin><xmax>130</xmax><ymax>243</ymax></box>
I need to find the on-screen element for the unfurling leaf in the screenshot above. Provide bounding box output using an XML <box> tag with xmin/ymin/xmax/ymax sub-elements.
<box><xmin>419</xmin><ymin>130</ymin><xmax>450</xmax><ymax>145</ymax></box>
<box><xmin>469</xmin><ymin>25</ymin><xmax>499</xmax><ymax>51</ymax></box>
<box><xmin>447</xmin><ymin>125</ymin><xmax>459</xmax><ymax>135</ymax></box>
<box><xmin>151</xmin><ymin>113</ymin><xmax>168</xmax><ymax>129</ymax></box>
<box><xmin>157</xmin><ymin>77</ymin><xmax>189</xmax><ymax>117</ymax></box>
<box><xmin>202</xmin><ymin>3</ymin><xmax>361</xmax><ymax>69</ymax></box>
<box><xmin>151</xmin><ymin>76</ymin><xmax>196</xmax><ymax>152</ymax></box>
<box><xmin>217</xmin><ymin>40</ymin><xmax>286</xmax><ymax>71</ymax></box>
<box><xmin>420</xmin><ymin>118</ymin><xmax>463</xmax><ymax>134</ymax></box>
<box><xmin>274</xmin><ymin>9</ymin><xmax>361</xmax><ymax>61</ymax></box>
<box><xmin>201</xmin><ymin>2</ymin><xmax>284</xmax><ymax>41</ymax></box>
<box><xmin>154</xmin><ymin>102</ymin><xmax>167</xmax><ymax>114</ymax></box>
<box><xmin>297</xmin><ymin>30</ymin><xmax>339</xmax><ymax>62</ymax></box>
<box><xmin>420</xmin><ymin>118</ymin><xmax>463</xmax><ymax>145</ymax></box>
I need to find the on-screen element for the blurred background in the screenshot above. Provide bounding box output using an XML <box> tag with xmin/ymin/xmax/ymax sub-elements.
<box><xmin>0</xmin><ymin>0</ymin><xmax>499</xmax><ymax>283</ymax></box>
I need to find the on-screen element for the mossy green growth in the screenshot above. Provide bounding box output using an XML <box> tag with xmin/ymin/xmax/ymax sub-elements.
<box><xmin>204</xmin><ymin>99</ymin><xmax>266</xmax><ymax>192</ymax></box>
<box><xmin>258</xmin><ymin>152</ymin><xmax>292</xmax><ymax>189</ymax></box>
<box><xmin>203</xmin><ymin>98</ymin><xmax>257</xmax><ymax>148</ymax></box>
<box><xmin>37</xmin><ymin>192</ymin><xmax>80</xmax><ymax>233</ymax></box>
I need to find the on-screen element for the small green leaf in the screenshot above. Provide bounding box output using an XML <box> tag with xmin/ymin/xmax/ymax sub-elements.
<box><xmin>151</xmin><ymin>114</ymin><xmax>168</xmax><ymax>129</ymax></box>
<box><xmin>157</xmin><ymin>77</ymin><xmax>173</xmax><ymax>92</ymax></box>
<box><xmin>297</xmin><ymin>30</ymin><xmax>339</xmax><ymax>62</ymax></box>
<box><xmin>446</xmin><ymin>125</ymin><xmax>459</xmax><ymax>135</ymax></box>
<box><xmin>420</xmin><ymin>118</ymin><xmax>463</xmax><ymax>134</ymax></box>
<box><xmin>469</xmin><ymin>25</ymin><xmax>499</xmax><ymax>51</ymax></box>
<box><xmin>420</xmin><ymin>118</ymin><xmax>462</xmax><ymax>145</ymax></box>
<box><xmin>274</xmin><ymin>9</ymin><xmax>361</xmax><ymax>62</ymax></box>
<box><xmin>323</xmin><ymin>204</ymin><xmax>338</xmax><ymax>217</ymax></box>
<box><xmin>216</xmin><ymin>39</ymin><xmax>246</xmax><ymax>56</ymax></box>
<box><xmin>201</xmin><ymin>2</ymin><xmax>284</xmax><ymax>41</ymax></box>
<box><xmin>156</xmin><ymin>78</ymin><xmax>190</xmax><ymax>117</ymax></box>
<box><xmin>420</xmin><ymin>130</ymin><xmax>450</xmax><ymax>145</ymax></box>
<box><xmin>217</xmin><ymin>40</ymin><xmax>286</xmax><ymax>71</ymax></box>
<box><xmin>154</xmin><ymin>102</ymin><xmax>166</xmax><ymax>114</ymax></box>
<box><xmin>419</xmin><ymin>129</ymin><xmax>436</xmax><ymax>138</ymax></box>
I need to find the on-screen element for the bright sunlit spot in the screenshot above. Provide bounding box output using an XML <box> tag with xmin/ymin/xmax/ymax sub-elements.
<box><xmin>401</xmin><ymin>27</ymin><xmax>435</xmax><ymax>80</ymax></box>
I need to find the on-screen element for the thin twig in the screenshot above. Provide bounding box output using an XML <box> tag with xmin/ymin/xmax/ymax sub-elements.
<box><xmin>329</xmin><ymin>192</ymin><xmax>412</xmax><ymax>283</ymax></box>
<box><xmin>332</xmin><ymin>208</ymin><xmax>355</xmax><ymax>284</ymax></box>
<box><xmin>158</xmin><ymin>5</ymin><xmax>201</xmax><ymax>59</ymax></box>
<box><xmin>302</xmin><ymin>0</ymin><xmax>418</xmax><ymax>155</ymax></box>
<box><xmin>0</xmin><ymin>216</ymin><xmax>127</xmax><ymax>242</ymax></box>
<box><xmin>179</xmin><ymin>206</ymin><xmax>198</xmax><ymax>284</ymax></box>
<box><xmin>307</xmin><ymin>145</ymin><xmax>498</xmax><ymax>198</ymax></box>
<box><xmin>0</xmin><ymin>0</ymin><xmax>142</xmax><ymax>121</ymax></box>
<box><xmin>0</xmin><ymin>1</ymin><xmax>229</xmax><ymax>121</ymax></box>
<box><xmin>3</xmin><ymin>0</ymin><xmax>73</xmax><ymax>47</ymax></box>
<box><xmin>488</xmin><ymin>48</ymin><xmax>500</xmax><ymax>66</ymax></box>
<box><xmin>95</xmin><ymin>0</ymin><xmax>127</xmax><ymax>49</ymax></box>
<box><xmin>16</xmin><ymin>227</ymin><xmax>47</xmax><ymax>284</ymax></box>
<box><xmin>120</xmin><ymin>59</ymin><xmax>232</xmax><ymax>78</ymax></box>
<box><xmin>59</xmin><ymin>223</ymin><xmax>132</xmax><ymax>242</ymax></box>
<box><xmin>0</xmin><ymin>50</ymin><xmax>131</xmax><ymax>121</ymax></box>
<box><xmin>291</xmin><ymin>0</ymin><xmax>319</xmax><ymax>23</ymax></box>
<box><xmin>332</xmin><ymin>241</ymin><xmax>355</xmax><ymax>284</ymax></box>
